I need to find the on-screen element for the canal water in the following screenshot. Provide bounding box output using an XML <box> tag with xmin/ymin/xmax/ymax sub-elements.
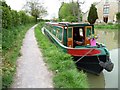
<box><xmin>86</xmin><ymin>29</ymin><xmax>119</xmax><ymax>88</ymax></box>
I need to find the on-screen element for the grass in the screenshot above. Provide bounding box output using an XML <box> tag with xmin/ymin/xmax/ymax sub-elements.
<box><xmin>94</xmin><ymin>24</ymin><xmax>119</xmax><ymax>30</ymax></box>
<box><xmin>35</xmin><ymin>22</ymin><xmax>89</xmax><ymax>88</ymax></box>
<box><xmin>2</xmin><ymin>23</ymin><xmax>35</xmax><ymax>89</ymax></box>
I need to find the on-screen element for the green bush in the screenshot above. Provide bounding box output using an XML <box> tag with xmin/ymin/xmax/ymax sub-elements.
<box><xmin>2</xmin><ymin>1</ymin><xmax>35</xmax><ymax>52</ymax></box>
<box><xmin>2</xmin><ymin>6</ymin><xmax>12</xmax><ymax>29</ymax></box>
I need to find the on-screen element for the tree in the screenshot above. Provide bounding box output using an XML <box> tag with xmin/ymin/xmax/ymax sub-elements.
<box><xmin>58</xmin><ymin>2</ymin><xmax>64</xmax><ymax>21</ymax></box>
<box><xmin>58</xmin><ymin>1</ymin><xmax>82</xmax><ymax>22</ymax></box>
<box><xmin>116</xmin><ymin>12</ymin><xmax>120</xmax><ymax>23</ymax></box>
<box><xmin>24</xmin><ymin>0</ymin><xmax>47</xmax><ymax>22</ymax></box>
<box><xmin>87</xmin><ymin>4</ymin><xmax>98</xmax><ymax>24</ymax></box>
<box><xmin>76</xmin><ymin>0</ymin><xmax>84</xmax><ymax>22</ymax></box>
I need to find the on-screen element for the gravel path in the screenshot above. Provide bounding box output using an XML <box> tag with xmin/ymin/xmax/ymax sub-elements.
<box><xmin>12</xmin><ymin>25</ymin><xmax>53</xmax><ymax>88</ymax></box>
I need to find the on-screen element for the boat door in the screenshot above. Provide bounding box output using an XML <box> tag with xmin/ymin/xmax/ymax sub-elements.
<box><xmin>85</xmin><ymin>26</ymin><xmax>93</xmax><ymax>45</ymax></box>
<box><xmin>67</xmin><ymin>27</ymin><xmax>73</xmax><ymax>47</ymax></box>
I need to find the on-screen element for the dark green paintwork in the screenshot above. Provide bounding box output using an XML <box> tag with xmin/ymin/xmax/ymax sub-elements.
<box><xmin>63</xmin><ymin>29</ymin><xmax>67</xmax><ymax>46</ymax></box>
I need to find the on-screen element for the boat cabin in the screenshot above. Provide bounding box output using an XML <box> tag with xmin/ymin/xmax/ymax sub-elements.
<box><xmin>45</xmin><ymin>22</ymin><xmax>95</xmax><ymax>48</ymax></box>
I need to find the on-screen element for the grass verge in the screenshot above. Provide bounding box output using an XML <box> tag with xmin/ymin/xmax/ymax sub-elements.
<box><xmin>2</xmin><ymin>23</ymin><xmax>35</xmax><ymax>89</ymax></box>
<box><xmin>35</xmin><ymin>22</ymin><xmax>89</xmax><ymax>88</ymax></box>
<box><xmin>94</xmin><ymin>24</ymin><xmax>119</xmax><ymax>29</ymax></box>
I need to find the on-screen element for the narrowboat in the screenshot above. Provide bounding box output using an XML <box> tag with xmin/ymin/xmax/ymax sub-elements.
<box><xmin>42</xmin><ymin>22</ymin><xmax>114</xmax><ymax>75</ymax></box>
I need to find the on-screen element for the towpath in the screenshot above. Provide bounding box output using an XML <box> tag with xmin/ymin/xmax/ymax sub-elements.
<box><xmin>12</xmin><ymin>24</ymin><xmax>53</xmax><ymax>88</ymax></box>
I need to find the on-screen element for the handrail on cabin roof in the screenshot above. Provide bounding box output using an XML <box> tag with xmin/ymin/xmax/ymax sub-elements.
<box><xmin>45</xmin><ymin>22</ymin><xmax>92</xmax><ymax>27</ymax></box>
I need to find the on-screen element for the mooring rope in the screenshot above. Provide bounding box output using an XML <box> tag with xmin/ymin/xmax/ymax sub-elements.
<box><xmin>75</xmin><ymin>49</ymin><xmax>94</xmax><ymax>63</ymax></box>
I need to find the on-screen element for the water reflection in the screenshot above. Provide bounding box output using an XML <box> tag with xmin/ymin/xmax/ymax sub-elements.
<box><xmin>87</xmin><ymin>72</ymin><xmax>105</xmax><ymax>88</ymax></box>
<box><xmin>86</xmin><ymin>29</ymin><xmax>118</xmax><ymax>88</ymax></box>
<box><xmin>103</xmin><ymin>49</ymin><xmax>118</xmax><ymax>88</ymax></box>
<box><xmin>95</xmin><ymin>29</ymin><xmax>118</xmax><ymax>50</ymax></box>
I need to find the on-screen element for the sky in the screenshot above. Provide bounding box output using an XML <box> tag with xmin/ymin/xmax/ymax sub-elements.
<box><xmin>5</xmin><ymin>0</ymin><xmax>101</xmax><ymax>19</ymax></box>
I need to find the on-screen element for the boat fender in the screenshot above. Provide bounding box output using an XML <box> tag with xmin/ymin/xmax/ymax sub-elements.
<box><xmin>99</xmin><ymin>60</ymin><xmax>114</xmax><ymax>72</ymax></box>
<box><xmin>104</xmin><ymin>60</ymin><xmax>114</xmax><ymax>72</ymax></box>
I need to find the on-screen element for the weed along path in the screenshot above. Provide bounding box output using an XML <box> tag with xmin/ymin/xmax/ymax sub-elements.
<box><xmin>12</xmin><ymin>24</ymin><xmax>53</xmax><ymax>88</ymax></box>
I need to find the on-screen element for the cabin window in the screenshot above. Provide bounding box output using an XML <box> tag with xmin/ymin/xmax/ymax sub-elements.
<box><xmin>86</xmin><ymin>27</ymin><xmax>92</xmax><ymax>37</ymax></box>
<box><xmin>56</xmin><ymin>30</ymin><xmax>59</xmax><ymax>37</ymax></box>
<box><xmin>58</xmin><ymin>28</ymin><xmax>63</xmax><ymax>41</ymax></box>
<box><xmin>56</xmin><ymin>28</ymin><xmax>63</xmax><ymax>41</ymax></box>
<box><xmin>68</xmin><ymin>28</ymin><xmax>72</xmax><ymax>38</ymax></box>
<box><xmin>53</xmin><ymin>29</ymin><xmax>56</xmax><ymax>35</ymax></box>
<box><xmin>79</xmin><ymin>28</ymin><xmax>83</xmax><ymax>37</ymax></box>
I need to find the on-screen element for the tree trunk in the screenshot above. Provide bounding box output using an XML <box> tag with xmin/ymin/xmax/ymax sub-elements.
<box><xmin>35</xmin><ymin>16</ymin><xmax>37</xmax><ymax>23</ymax></box>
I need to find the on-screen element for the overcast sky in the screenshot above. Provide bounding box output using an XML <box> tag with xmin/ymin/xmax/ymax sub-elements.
<box><xmin>5</xmin><ymin>0</ymin><xmax>101</xmax><ymax>19</ymax></box>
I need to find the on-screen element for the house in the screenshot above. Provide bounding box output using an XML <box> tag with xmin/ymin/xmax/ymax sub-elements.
<box><xmin>82</xmin><ymin>0</ymin><xmax>119</xmax><ymax>23</ymax></box>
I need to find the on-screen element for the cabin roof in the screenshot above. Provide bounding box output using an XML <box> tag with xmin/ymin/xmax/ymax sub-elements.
<box><xmin>46</xmin><ymin>22</ymin><xmax>93</xmax><ymax>27</ymax></box>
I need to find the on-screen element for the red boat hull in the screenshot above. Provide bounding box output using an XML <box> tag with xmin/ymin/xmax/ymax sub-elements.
<box><xmin>67</xmin><ymin>48</ymin><xmax>101</xmax><ymax>56</ymax></box>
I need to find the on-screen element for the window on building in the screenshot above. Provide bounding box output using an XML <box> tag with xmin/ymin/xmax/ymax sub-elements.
<box><xmin>103</xmin><ymin>6</ymin><xmax>109</xmax><ymax>14</ymax></box>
